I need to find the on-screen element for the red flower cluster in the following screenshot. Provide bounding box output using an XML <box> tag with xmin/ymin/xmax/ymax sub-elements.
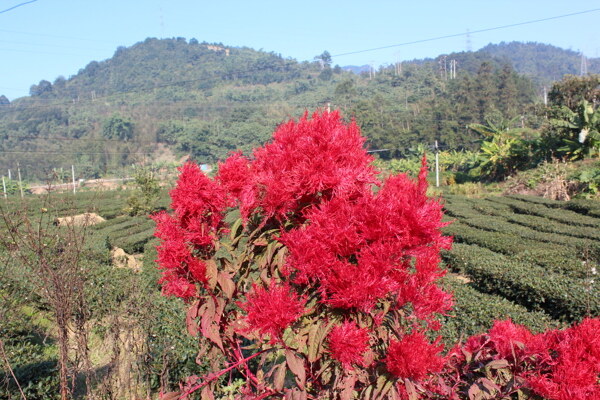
<box><xmin>154</xmin><ymin>110</ymin><xmax>457</xmax><ymax>396</ymax></box>
<box><xmin>216</xmin><ymin>110</ymin><xmax>378</xmax><ymax>222</ymax></box>
<box><xmin>153</xmin><ymin>162</ymin><xmax>228</xmax><ymax>299</ymax></box>
<box><xmin>239</xmin><ymin>282</ymin><xmax>306</xmax><ymax>342</ymax></box>
<box><xmin>527</xmin><ymin>318</ymin><xmax>600</xmax><ymax>400</ymax></box>
<box><xmin>327</xmin><ymin>321</ymin><xmax>370</xmax><ymax>369</ymax></box>
<box><xmin>447</xmin><ymin>319</ymin><xmax>600</xmax><ymax>400</ymax></box>
<box><xmin>385</xmin><ymin>330</ymin><xmax>444</xmax><ymax>380</ymax></box>
<box><xmin>281</xmin><ymin>158</ymin><xmax>452</xmax><ymax>319</ymax></box>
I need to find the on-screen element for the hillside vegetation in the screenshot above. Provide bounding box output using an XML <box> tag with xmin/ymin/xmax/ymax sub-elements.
<box><xmin>0</xmin><ymin>38</ymin><xmax>580</xmax><ymax>181</ymax></box>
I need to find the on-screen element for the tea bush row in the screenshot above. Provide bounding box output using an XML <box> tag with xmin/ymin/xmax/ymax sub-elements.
<box><xmin>444</xmin><ymin>197</ymin><xmax>600</xmax><ymax>265</ymax></box>
<box><xmin>440</xmin><ymin>276</ymin><xmax>560</xmax><ymax>345</ymax></box>
<box><xmin>453</xmin><ymin>196</ymin><xmax>600</xmax><ymax>242</ymax></box>
<box><xmin>505</xmin><ymin>213</ymin><xmax>600</xmax><ymax>243</ymax></box>
<box><xmin>458</xmin><ymin>215</ymin><xmax>599</xmax><ymax>271</ymax></box>
<box><xmin>487</xmin><ymin>196</ymin><xmax>600</xmax><ymax>228</ymax></box>
<box><xmin>563</xmin><ymin>198</ymin><xmax>600</xmax><ymax>218</ymax></box>
<box><xmin>443</xmin><ymin>221</ymin><xmax>592</xmax><ymax>279</ymax></box>
<box><xmin>443</xmin><ymin>243</ymin><xmax>599</xmax><ymax>322</ymax></box>
<box><xmin>93</xmin><ymin>215</ymin><xmax>154</xmax><ymax>237</ymax></box>
<box><xmin>118</xmin><ymin>229</ymin><xmax>156</xmax><ymax>254</ymax></box>
<box><xmin>507</xmin><ymin>194</ymin><xmax>600</xmax><ymax>218</ymax></box>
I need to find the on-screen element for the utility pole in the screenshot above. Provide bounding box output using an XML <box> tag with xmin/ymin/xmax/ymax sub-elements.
<box><xmin>17</xmin><ymin>163</ymin><xmax>23</xmax><ymax>199</ymax></box>
<box><xmin>580</xmin><ymin>53</ymin><xmax>588</xmax><ymax>76</ymax></box>
<box><xmin>435</xmin><ymin>141</ymin><xmax>440</xmax><ymax>188</ymax></box>
<box><xmin>72</xmin><ymin>165</ymin><xmax>76</xmax><ymax>195</ymax></box>
<box><xmin>8</xmin><ymin>169</ymin><xmax>11</xmax><ymax>180</ymax></box>
<box><xmin>395</xmin><ymin>52</ymin><xmax>402</xmax><ymax>75</ymax></box>
<box><xmin>450</xmin><ymin>59</ymin><xmax>456</xmax><ymax>79</ymax></box>
<box><xmin>543</xmin><ymin>86</ymin><xmax>548</xmax><ymax>106</ymax></box>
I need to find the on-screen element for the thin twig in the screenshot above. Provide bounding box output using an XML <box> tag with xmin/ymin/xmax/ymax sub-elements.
<box><xmin>0</xmin><ymin>339</ymin><xmax>27</xmax><ymax>400</ymax></box>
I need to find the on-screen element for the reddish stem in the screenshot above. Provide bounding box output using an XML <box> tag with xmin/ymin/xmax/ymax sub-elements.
<box><xmin>178</xmin><ymin>348</ymin><xmax>269</xmax><ymax>399</ymax></box>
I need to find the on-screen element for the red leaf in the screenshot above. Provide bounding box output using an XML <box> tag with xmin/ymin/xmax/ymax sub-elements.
<box><xmin>217</xmin><ymin>271</ymin><xmax>236</xmax><ymax>299</ymax></box>
<box><xmin>339</xmin><ymin>374</ymin><xmax>357</xmax><ymax>400</ymax></box>
<box><xmin>205</xmin><ymin>259</ymin><xmax>218</xmax><ymax>289</ymax></box>
<box><xmin>486</xmin><ymin>359</ymin><xmax>509</xmax><ymax>370</ymax></box>
<box><xmin>201</xmin><ymin>386</ymin><xmax>215</xmax><ymax>400</ymax></box>
<box><xmin>285</xmin><ymin>349</ymin><xmax>306</xmax><ymax>390</ymax></box>
<box><xmin>273</xmin><ymin>362</ymin><xmax>286</xmax><ymax>391</ymax></box>
<box><xmin>186</xmin><ymin>300</ymin><xmax>202</xmax><ymax>337</ymax></box>
<box><xmin>200</xmin><ymin>298</ymin><xmax>224</xmax><ymax>351</ymax></box>
<box><xmin>404</xmin><ymin>379</ymin><xmax>419</xmax><ymax>400</ymax></box>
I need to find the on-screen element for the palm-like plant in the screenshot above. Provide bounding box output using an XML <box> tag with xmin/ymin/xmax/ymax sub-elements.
<box><xmin>469</xmin><ymin>116</ymin><xmax>535</xmax><ymax>180</ymax></box>
<box><xmin>551</xmin><ymin>100</ymin><xmax>600</xmax><ymax>159</ymax></box>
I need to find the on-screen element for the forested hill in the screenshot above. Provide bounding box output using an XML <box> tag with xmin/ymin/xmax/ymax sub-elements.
<box><xmin>0</xmin><ymin>38</ymin><xmax>552</xmax><ymax>180</ymax></box>
<box><xmin>27</xmin><ymin>37</ymin><xmax>314</xmax><ymax>100</ymax></box>
<box><xmin>475</xmin><ymin>42</ymin><xmax>599</xmax><ymax>84</ymax></box>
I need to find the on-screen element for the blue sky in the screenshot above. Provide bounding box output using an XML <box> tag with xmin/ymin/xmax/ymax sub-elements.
<box><xmin>1</xmin><ymin>1</ymin><xmax>599</xmax><ymax>100</ymax></box>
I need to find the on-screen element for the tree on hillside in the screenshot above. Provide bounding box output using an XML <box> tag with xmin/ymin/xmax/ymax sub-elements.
<box><xmin>549</xmin><ymin>74</ymin><xmax>600</xmax><ymax>110</ymax></box>
<box><xmin>469</xmin><ymin>115</ymin><xmax>536</xmax><ymax>179</ymax></box>
<box><xmin>474</xmin><ymin>62</ymin><xmax>496</xmax><ymax>120</ymax></box>
<box><xmin>497</xmin><ymin>64</ymin><xmax>519</xmax><ymax>116</ymax></box>
<box><xmin>102</xmin><ymin>114</ymin><xmax>135</xmax><ymax>141</ymax></box>
<box><xmin>29</xmin><ymin>80</ymin><xmax>53</xmax><ymax>97</ymax></box>
<box><xmin>315</xmin><ymin>50</ymin><xmax>332</xmax><ymax>69</ymax></box>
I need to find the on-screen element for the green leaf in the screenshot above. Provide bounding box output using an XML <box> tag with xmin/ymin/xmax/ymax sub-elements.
<box><xmin>229</xmin><ymin>217</ymin><xmax>243</xmax><ymax>242</ymax></box>
<box><xmin>307</xmin><ymin>320</ymin><xmax>333</xmax><ymax>363</ymax></box>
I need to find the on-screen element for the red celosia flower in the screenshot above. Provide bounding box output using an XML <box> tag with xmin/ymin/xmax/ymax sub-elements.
<box><xmin>327</xmin><ymin>321</ymin><xmax>370</xmax><ymax>368</ymax></box>
<box><xmin>442</xmin><ymin>318</ymin><xmax>600</xmax><ymax>400</ymax></box>
<box><xmin>170</xmin><ymin>161</ymin><xmax>228</xmax><ymax>233</ymax></box>
<box><xmin>217</xmin><ymin>110</ymin><xmax>378</xmax><ymax>222</ymax></box>
<box><xmin>280</xmin><ymin>159</ymin><xmax>452</xmax><ymax>316</ymax></box>
<box><xmin>152</xmin><ymin>211</ymin><xmax>207</xmax><ymax>298</ymax></box>
<box><xmin>216</xmin><ymin>151</ymin><xmax>254</xmax><ymax>210</ymax></box>
<box><xmin>488</xmin><ymin>319</ymin><xmax>534</xmax><ymax>360</ymax></box>
<box><xmin>152</xmin><ymin>161</ymin><xmax>228</xmax><ymax>299</ymax></box>
<box><xmin>385</xmin><ymin>330</ymin><xmax>444</xmax><ymax>381</ymax></box>
<box><xmin>526</xmin><ymin>318</ymin><xmax>600</xmax><ymax>400</ymax></box>
<box><xmin>240</xmin><ymin>282</ymin><xmax>306</xmax><ymax>341</ymax></box>
<box><xmin>159</xmin><ymin>271</ymin><xmax>198</xmax><ymax>299</ymax></box>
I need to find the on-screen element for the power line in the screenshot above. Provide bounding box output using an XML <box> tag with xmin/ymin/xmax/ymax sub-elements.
<box><xmin>0</xmin><ymin>0</ymin><xmax>38</xmax><ymax>15</ymax></box>
<box><xmin>0</xmin><ymin>39</ymin><xmax>110</xmax><ymax>52</ymax></box>
<box><xmin>0</xmin><ymin>28</ymin><xmax>114</xmax><ymax>44</ymax></box>
<box><xmin>0</xmin><ymin>150</ymin><xmax>154</xmax><ymax>155</ymax></box>
<box><xmin>331</xmin><ymin>8</ymin><xmax>600</xmax><ymax>57</ymax></box>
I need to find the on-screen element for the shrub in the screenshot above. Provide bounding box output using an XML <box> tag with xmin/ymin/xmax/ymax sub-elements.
<box><xmin>152</xmin><ymin>111</ymin><xmax>452</xmax><ymax>398</ymax></box>
<box><xmin>152</xmin><ymin>110</ymin><xmax>600</xmax><ymax>399</ymax></box>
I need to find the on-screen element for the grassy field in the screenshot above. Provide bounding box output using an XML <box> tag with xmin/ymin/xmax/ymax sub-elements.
<box><xmin>1</xmin><ymin>190</ymin><xmax>599</xmax><ymax>398</ymax></box>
